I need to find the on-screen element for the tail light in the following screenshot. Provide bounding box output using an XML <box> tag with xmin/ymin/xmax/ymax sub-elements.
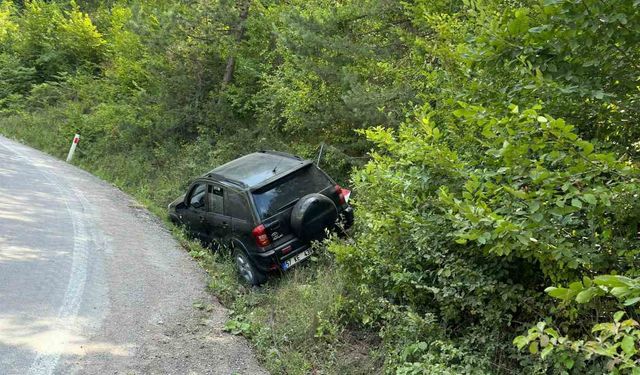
<box><xmin>335</xmin><ymin>184</ymin><xmax>349</xmax><ymax>205</ymax></box>
<box><xmin>335</xmin><ymin>185</ymin><xmax>345</xmax><ymax>205</ymax></box>
<box><xmin>335</xmin><ymin>185</ymin><xmax>351</xmax><ymax>205</ymax></box>
<box><xmin>252</xmin><ymin>224</ymin><xmax>271</xmax><ymax>247</ymax></box>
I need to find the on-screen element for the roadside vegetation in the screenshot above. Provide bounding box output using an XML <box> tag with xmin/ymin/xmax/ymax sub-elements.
<box><xmin>1</xmin><ymin>0</ymin><xmax>639</xmax><ymax>373</ymax></box>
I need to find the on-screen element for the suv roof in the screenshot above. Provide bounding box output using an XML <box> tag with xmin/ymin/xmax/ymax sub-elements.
<box><xmin>206</xmin><ymin>151</ymin><xmax>306</xmax><ymax>189</ymax></box>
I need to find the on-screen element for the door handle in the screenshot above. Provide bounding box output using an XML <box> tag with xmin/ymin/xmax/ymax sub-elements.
<box><xmin>199</xmin><ymin>216</ymin><xmax>206</xmax><ymax>223</ymax></box>
<box><xmin>221</xmin><ymin>221</ymin><xmax>229</xmax><ymax>229</ymax></box>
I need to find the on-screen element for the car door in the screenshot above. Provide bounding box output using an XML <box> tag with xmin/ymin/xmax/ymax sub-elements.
<box><xmin>202</xmin><ymin>184</ymin><xmax>233</xmax><ymax>245</ymax></box>
<box><xmin>225</xmin><ymin>189</ymin><xmax>255</xmax><ymax>247</ymax></box>
<box><xmin>182</xmin><ymin>181</ymin><xmax>209</xmax><ymax>241</ymax></box>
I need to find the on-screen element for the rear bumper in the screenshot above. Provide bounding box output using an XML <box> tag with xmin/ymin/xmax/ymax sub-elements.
<box><xmin>252</xmin><ymin>240</ymin><xmax>310</xmax><ymax>273</ymax></box>
<box><xmin>250</xmin><ymin>204</ymin><xmax>353</xmax><ymax>272</ymax></box>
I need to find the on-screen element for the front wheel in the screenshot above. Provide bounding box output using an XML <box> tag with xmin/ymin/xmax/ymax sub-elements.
<box><xmin>233</xmin><ymin>248</ymin><xmax>267</xmax><ymax>286</ymax></box>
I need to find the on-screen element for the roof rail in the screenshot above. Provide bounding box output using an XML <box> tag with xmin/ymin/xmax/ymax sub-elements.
<box><xmin>258</xmin><ymin>150</ymin><xmax>303</xmax><ymax>161</ymax></box>
<box><xmin>204</xmin><ymin>172</ymin><xmax>248</xmax><ymax>188</ymax></box>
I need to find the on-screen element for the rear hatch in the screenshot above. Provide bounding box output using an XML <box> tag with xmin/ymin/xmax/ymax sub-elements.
<box><xmin>251</xmin><ymin>164</ymin><xmax>340</xmax><ymax>246</ymax></box>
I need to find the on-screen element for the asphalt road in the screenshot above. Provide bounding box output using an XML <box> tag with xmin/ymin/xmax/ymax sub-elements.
<box><xmin>0</xmin><ymin>136</ymin><xmax>267</xmax><ymax>375</ymax></box>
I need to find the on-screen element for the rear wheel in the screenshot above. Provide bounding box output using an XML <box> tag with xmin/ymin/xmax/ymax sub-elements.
<box><xmin>233</xmin><ymin>248</ymin><xmax>266</xmax><ymax>286</ymax></box>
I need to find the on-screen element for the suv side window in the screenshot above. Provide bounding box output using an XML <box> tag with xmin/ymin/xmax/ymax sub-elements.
<box><xmin>226</xmin><ymin>191</ymin><xmax>252</xmax><ymax>222</ymax></box>
<box><xmin>208</xmin><ymin>185</ymin><xmax>224</xmax><ymax>214</ymax></box>
<box><xmin>189</xmin><ymin>183</ymin><xmax>207</xmax><ymax>209</ymax></box>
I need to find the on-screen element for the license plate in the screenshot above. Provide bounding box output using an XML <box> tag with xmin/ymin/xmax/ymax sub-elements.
<box><xmin>281</xmin><ymin>248</ymin><xmax>313</xmax><ymax>271</ymax></box>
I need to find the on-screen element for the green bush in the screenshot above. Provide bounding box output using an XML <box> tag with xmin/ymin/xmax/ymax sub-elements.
<box><xmin>330</xmin><ymin>103</ymin><xmax>640</xmax><ymax>372</ymax></box>
<box><xmin>9</xmin><ymin>1</ymin><xmax>105</xmax><ymax>81</ymax></box>
<box><xmin>516</xmin><ymin>274</ymin><xmax>640</xmax><ymax>374</ymax></box>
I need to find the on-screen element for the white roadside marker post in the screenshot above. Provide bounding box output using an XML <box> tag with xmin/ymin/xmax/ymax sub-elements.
<box><xmin>66</xmin><ymin>134</ymin><xmax>80</xmax><ymax>162</ymax></box>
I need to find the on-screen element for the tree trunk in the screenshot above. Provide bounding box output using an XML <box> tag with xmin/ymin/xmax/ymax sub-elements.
<box><xmin>220</xmin><ymin>0</ymin><xmax>250</xmax><ymax>90</ymax></box>
<box><xmin>222</xmin><ymin>56</ymin><xmax>236</xmax><ymax>87</ymax></box>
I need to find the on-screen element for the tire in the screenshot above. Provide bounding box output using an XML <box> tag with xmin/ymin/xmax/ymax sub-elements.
<box><xmin>233</xmin><ymin>248</ymin><xmax>267</xmax><ymax>286</ymax></box>
<box><xmin>290</xmin><ymin>193</ymin><xmax>338</xmax><ymax>241</ymax></box>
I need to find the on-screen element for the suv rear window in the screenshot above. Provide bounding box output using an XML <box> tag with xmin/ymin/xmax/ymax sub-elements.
<box><xmin>252</xmin><ymin>165</ymin><xmax>332</xmax><ymax>220</ymax></box>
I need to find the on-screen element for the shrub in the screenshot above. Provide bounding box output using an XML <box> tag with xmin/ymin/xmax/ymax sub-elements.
<box><xmin>515</xmin><ymin>274</ymin><xmax>640</xmax><ymax>374</ymax></box>
<box><xmin>330</xmin><ymin>103</ymin><xmax>640</xmax><ymax>372</ymax></box>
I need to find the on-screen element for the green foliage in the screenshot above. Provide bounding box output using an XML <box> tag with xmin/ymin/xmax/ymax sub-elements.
<box><xmin>0</xmin><ymin>1</ymin><xmax>18</xmax><ymax>47</ymax></box>
<box><xmin>440</xmin><ymin>104</ymin><xmax>640</xmax><ymax>281</ymax></box>
<box><xmin>465</xmin><ymin>0</ymin><xmax>640</xmax><ymax>151</ymax></box>
<box><xmin>1</xmin><ymin>0</ymin><xmax>639</xmax><ymax>373</ymax></box>
<box><xmin>58</xmin><ymin>2</ymin><xmax>105</xmax><ymax>65</ymax></box>
<box><xmin>515</xmin><ymin>275</ymin><xmax>640</xmax><ymax>374</ymax></box>
<box><xmin>545</xmin><ymin>275</ymin><xmax>640</xmax><ymax>306</ymax></box>
<box><xmin>0</xmin><ymin>53</ymin><xmax>36</xmax><ymax>109</ymax></box>
<box><xmin>9</xmin><ymin>1</ymin><xmax>105</xmax><ymax>81</ymax></box>
<box><xmin>242</xmin><ymin>0</ymin><xmax>423</xmax><ymax>163</ymax></box>
<box><xmin>330</xmin><ymin>102</ymin><xmax>640</xmax><ymax>372</ymax></box>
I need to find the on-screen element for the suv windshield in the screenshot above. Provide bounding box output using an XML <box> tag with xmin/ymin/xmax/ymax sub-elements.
<box><xmin>252</xmin><ymin>165</ymin><xmax>332</xmax><ymax>220</ymax></box>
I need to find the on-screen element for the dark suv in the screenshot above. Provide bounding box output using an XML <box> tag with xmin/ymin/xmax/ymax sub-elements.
<box><xmin>168</xmin><ymin>151</ymin><xmax>354</xmax><ymax>285</ymax></box>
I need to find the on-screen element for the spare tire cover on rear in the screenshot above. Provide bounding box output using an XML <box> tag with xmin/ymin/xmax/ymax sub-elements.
<box><xmin>290</xmin><ymin>193</ymin><xmax>338</xmax><ymax>241</ymax></box>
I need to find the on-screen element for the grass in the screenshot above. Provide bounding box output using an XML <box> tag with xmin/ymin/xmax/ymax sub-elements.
<box><xmin>0</xmin><ymin>113</ymin><xmax>382</xmax><ymax>375</ymax></box>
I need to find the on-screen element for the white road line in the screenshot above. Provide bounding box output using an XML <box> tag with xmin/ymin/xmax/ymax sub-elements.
<box><xmin>0</xmin><ymin>140</ymin><xmax>91</xmax><ymax>375</ymax></box>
